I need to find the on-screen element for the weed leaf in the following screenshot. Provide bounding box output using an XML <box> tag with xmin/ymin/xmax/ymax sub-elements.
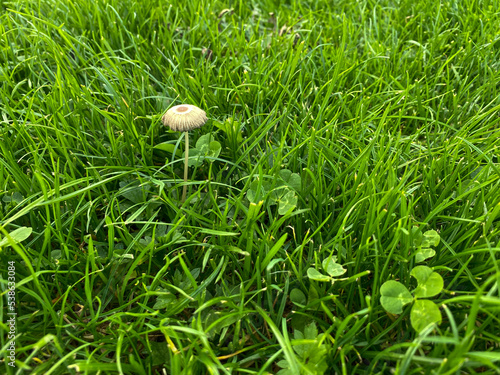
<box><xmin>322</xmin><ymin>258</ymin><xmax>346</xmax><ymax>277</ymax></box>
<box><xmin>153</xmin><ymin>142</ymin><xmax>182</xmax><ymax>156</ymax></box>
<box><xmin>0</xmin><ymin>226</ymin><xmax>32</xmax><ymax>248</ymax></box>
<box><xmin>279</xmin><ymin>169</ymin><xmax>302</xmax><ymax>192</ymax></box>
<box><xmin>290</xmin><ymin>288</ymin><xmax>307</xmax><ymax>307</ymax></box>
<box><xmin>278</xmin><ymin>189</ymin><xmax>297</xmax><ymax>215</ymax></box>
<box><xmin>380</xmin><ymin>280</ymin><xmax>413</xmax><ymax>314</ymax></box>
<box><xmin>411</xmin><ymin>299</ymin><xmax>442</xmax><ymax>333</ymax></box>
<box><xmin>415</xmin><ymin>248</ymin><xmax>436</xmax><ymax>263</ymax></box>
<box><xmin>411</xmin><ymin>266</ymin><xmax>444</xmax><ymax>298</ymax></box>
<box><xmin>421</xmin><ymin>230</ymin><xmax>440</xmax><ymax>248</ymax></box>
<box><xmin>307</xmin><ymin>268</ymin><xmax>331</xmax><ymax>282</ymax></box>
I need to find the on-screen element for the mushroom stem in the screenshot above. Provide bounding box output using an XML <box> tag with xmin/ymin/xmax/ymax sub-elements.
<box><xmin>182</xmin><ymin>131</ymin><xmax>189</xmax><ymax>203</ymax></box>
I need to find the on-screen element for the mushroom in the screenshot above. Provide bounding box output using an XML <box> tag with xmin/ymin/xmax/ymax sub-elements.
<box><xmin>162</xmin><ymin>104</ymin><xmax>208</xmax><ymax>203</ymax></box>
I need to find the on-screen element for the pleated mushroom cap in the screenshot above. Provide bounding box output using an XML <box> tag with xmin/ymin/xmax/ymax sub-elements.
<box><xmin>161</xmin><ymin>104</ymin><xmax>208</xmax><ymax>132</ymax></box>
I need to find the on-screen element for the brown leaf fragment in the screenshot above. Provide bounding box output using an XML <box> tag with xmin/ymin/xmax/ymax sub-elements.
<box><xmin>218</xmin><ymin>8</ymin><xmax>233</xmax><ymax>18</ymax></box>
<box><xmin>202</xmin><ymin>47</ymin><xmax>213</xmax><ymax>60</ymax></box>
<box><xmin>279</xmin><ymin>25</ymin><xmax>289</xmax><ymax>36</ymax></box>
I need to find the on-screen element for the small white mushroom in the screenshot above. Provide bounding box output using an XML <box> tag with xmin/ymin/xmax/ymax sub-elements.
<box><xmin>162</xmin><ymin>104</ymin><xmax>208</xmax><ymax>203</ymax></box>
<box><xmin>161</xmin><ymin>104</ymin><xmax>207</xmax><ymax>132</ymax></box>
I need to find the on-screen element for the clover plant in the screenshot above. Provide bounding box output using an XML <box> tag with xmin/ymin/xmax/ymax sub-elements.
<box><xmin>380</xmin><ymin>265</ymin><xmax>444</xmax><ymax>332</ymax></box>
<box><xmin>247</xmin><ymin>169</ymin><xmax>302</xmax><ymax>215</ymax></box>
<box><xmin>306</xmin><ymin>256</ymin><xmax>347</xmax><ymax>283</ymax></box>
<box><xmin>183</xmin><ymin>133</ymin><xmax>221</xmax><ymax>167</ymax></box>
<box><xmin>154</xmin><ymin>133</ymin><xmax>221</xmax><ymax>168</ymax></box>
<box><xmin>412</xmin><ymin>228</ymin><xmax>441</xmax><ymax>263</ymax></box>
<box><xmin>276</xmin><ymin>322</ymin><xmax>328</xmax><ymax>375</ymax></box>
<box><xmin>380</xmin><ymin>230</ymin><xmax>444</xmax><ymax>333</ymax></box>
<box><xmin>153</xmin><ymin>268</ymin><xmax>201</xmax><ymax>310</ymax></box>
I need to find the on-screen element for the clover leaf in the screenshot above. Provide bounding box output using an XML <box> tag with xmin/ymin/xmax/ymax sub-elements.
<box><xmin>278</xmin><ymin>189</ymin><xmax>298</xmax><ymax>215</ymax></box>
<box><xmin>185</xmin><ymin>134</ymin><xmax>222</xmax><ymax>167</ymax></box>
<box><xmin>411</xmin><ymin>299</ymin><xmax>442</xmax><ymax>333</ymax></box>
<box><xmin>411</xmin><ymin>266</ymin><xmax>444</xmax><ymax>298</ymax></box>
<box><xmin>307</xmin><ymin>268</ymin><xmax>331</xmax><ymax>282</ymax></box>
<box><xmin>380</xmin><ymin>280</ymin><xmax>413</xmax><ymax>314</ymax></box>
<box><xmin>322</xmin><ymin>258</ymin><xmax>346</xmax><ymax>277</ymax></box>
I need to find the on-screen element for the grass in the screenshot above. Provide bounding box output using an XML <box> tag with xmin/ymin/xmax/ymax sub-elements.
<box><xmin>0</xmin><ymin>0</ymin><xmax>499</xmax><ymax>373</ymax></box>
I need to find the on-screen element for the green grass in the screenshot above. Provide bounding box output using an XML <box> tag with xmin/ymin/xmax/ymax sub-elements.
<box><xmin>1</xmin><ymin>0</ymin><xmax>500</xmax><ymax>373</ymax></box>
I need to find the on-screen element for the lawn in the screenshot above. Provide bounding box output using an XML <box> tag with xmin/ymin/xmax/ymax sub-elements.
<box><xmin>1</xmin><ymin>0</ymin><xmax>500</xmax><ymax>373</ymax></box>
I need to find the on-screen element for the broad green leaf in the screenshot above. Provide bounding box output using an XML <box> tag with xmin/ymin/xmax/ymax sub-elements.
<box><xmin>246</xmin><ymin>180</ymin><xmax>259</xmax><ymax>203</ymax></box>
<box><xmin>279</xmin><ymin>169</ymin><xmax>302</xmax><ymax>192</ymax></box>
<box><xmin>307</xmin><ymin>284</ymin><xmax>319</xmax><ymax>305</ymax></box>
<box><xmin>293</xmin><ymin>323</ymin><xmax>318</xmax><ymax>355</ymax></box>
<box><xmin>276</xmin><ymin>369</ymin><xmax>295</xmax><ymax>375</ymax></box>
<box><xmin>0</xmin><ymin>226</ymin><xmax>33</xmax><ymax>248</ymax></box>
<box><xmin>411</xmin><ymin>266</ymin><xmax>444</xmax><ymax>298</ymax></box>
<box><xmin>421</xmin><ymin>230</ymin><xmax>440</xmax><ymax>248</ymax></box>
<box><xmin>293</xmin><ymin>330</ymin><xmax>308</xmax><ymax>358</ymax></box>
<box><xmin>119</xmin><ymin>181</ymin><xmax>147</xmax><ymax>204</ymax></box>
<box><xmin>51</xmin><ymin>250</ymin><xmax>62</xmax><ymax>259</ymax></box>
<box><xmin>195</xmin><ymin>133</ymin><xmax>212</xmax><ymax>149</ymax></box>
<box><xmin>195</xmin><ymin>134</ymin><xmax>221</xmax><ymax>158</ymax></box>
<box><xmin>322</xmin><ymin>258</ymin><xmax>346</xmax><ymax>277</ymax></box>
<box><xmin>415</xmin><ymin>248</ymin><xmax>436</xmax><ymax>263</ymax></box>
<box><xmin>294</xmin><ymin>328</ymin><xmax>304</xmax><ymax>340</ymax></box>
<box><xmin>2</xmin><ymin>191</ymin><xmax>24</xmax><ymax>204</ymax></box>
<box><xmin>153</xmin><ymin>292</ymin><xmax>176</xmax><ymax>309</ymax></box>
<box><xmin>153</xmin><ymin>142</ymin><xmax>182</xmax><ymax>156</ymax></box>
<box><xmin>279</xmin><ymin>169</ymin><xmax>293</xmax><ymax>182</ymax></box>
<box><xmin>197</xmin><ymin>137</ymin><xmax>221</xmax><ymax>159</ymax></box>
<box><xmin>412</xmin><ymin>227</ymin><xmax>440</xmax><ymax>248</ymax></box>
<box><xmin>149</xmin><ymin>341</ymin><xmax>171</xmax><ymax>366</ymax></box>
<box><xmin>307</xmin><ymin>268</ymin><xmax>331</xmax><ymax>282</ymax></box>
<box><xmin>185</xmin><ymin>134</ymin><xmax>222</xmax><ymax>167</ymax></box>
<box><xmin>303</xmin><ymin>347</ymin><xmax>328</xmax><ymax>375</ymax></box>
<box><xmin>269</xmin><ymin>185</ymin><xmax>284</xmax><ymax>201</ymax></box>
<box><xmin>303</xmin><ymin>322</ymin><xmax>318</xmax><ymax>340</ymax></box>
<box><xmin>278</xmin><ymin>189</ymin><xmax>297</xmax><ymax>215</ymax></box>
<box><xmin>213</xmin><ymin>119</ymin><xmax>230</xmax><ymax>134</ymax></box>
<box><xmin>380</xmin><ymin>280</ymin><xmax>413</xmax><ymax>314</ymax></box>
<box><xmin>276</xmin><ymin>360</ymin><xmax>289</xmax><ymax>369</ymax></box>
<box><xmin>290</xmin><ymin>288</ymin><xmax>307</xmax><ymax>306</ymax></box>
<box><xmin>190</xmin><ymin>268</ymin><xmax>201</xmax><ymax>280</ymax></box>
<box><xmin>247</xmin><ymin>179</ymin><xmax>269</xmax><ymax>204</ymax></box>
<box><xmin>213</xmin><ymin>118</ymin><xmax>243</xmax><ymax>142</ymax></box>
<box><xmin>411</xmin><ymin>226</ymin><xmax>422</xmax><ymax>246</ymax></box>
<box><xmin>411</xmin><ymin>299</ymin><xmax>442</xmax><ymax>333</ymax></box>
<box><xmin>208</xmin><ymin>140</ymin><xmax>221</xmax><ymax>159</ymax></box>
<box><xmin>185</xmin><ymin>148</ymin><xmax>204</xmax><ymax>167</ymax></box>
<box><xmin>292</xmin><ymin>323</ymin><xmax>328</xmax><ymax>374</ymax></box>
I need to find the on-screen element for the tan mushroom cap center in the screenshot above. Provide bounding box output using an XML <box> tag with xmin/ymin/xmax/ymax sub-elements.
<box><xmin>162</xmin><ymin>104</ymin><xmax>207</xmax><ymax>132</ymax></box>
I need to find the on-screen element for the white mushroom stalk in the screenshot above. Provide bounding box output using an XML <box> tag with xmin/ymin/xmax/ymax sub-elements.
<box><xmin>162</xmin><ymin>104</ymin><xmax>208</xmax><ymax>203</ymax></box>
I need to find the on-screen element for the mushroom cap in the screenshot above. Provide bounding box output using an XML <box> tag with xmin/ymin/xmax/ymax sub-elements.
<box><xmin>161</xmin><ymin>104</ymin><xmax>208</xmax><ymax>132</ymax></box>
